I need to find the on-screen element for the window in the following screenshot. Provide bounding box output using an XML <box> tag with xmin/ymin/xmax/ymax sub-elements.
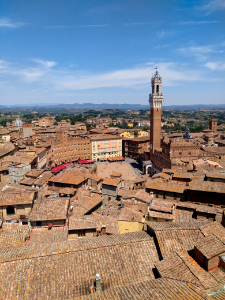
<box><xmin>6</xmin><ymin>206</ymin><xmax>15</xmax><ymax>215</ymax></box>
<box><xmin>36</xmin><ymin>221</ymin><xmax>42</xmax><ymax>228</ymax></box>
<box><xmin>188</xmin><ymin>152</ymin><xmax>191</xmax><ymax>156</ymax></box>
<box><xmin>156</xmin><ymin>85</ymin><xmax>159</xmax><ymax>93</ymax></box>
<box><xmin>174</xmin><ymin>194</ymin><xmax>177</xmax><ymax>200</ymax></box>
<box><xmin>179</xmin><ymin>152</ymin><xmax>182</xmax><ymax>156</ymax></box>
<box><xmin>78</xmin><ymin>230</ymin><xmax>85</xmax><ymax>237</ymax></box>
<box><xmin>163</xmin><ymin>193</ymin><xmax>167</xmax><ymax>199</ymax></box>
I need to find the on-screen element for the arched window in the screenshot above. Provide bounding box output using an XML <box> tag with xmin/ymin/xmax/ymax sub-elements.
<box><xmin>156</xmin><ymin>85</ymin><xmax>159</xmax><ymax>93</ymax></box>
<box><xmin>6</xmin><ymin>206</ymin><xmax>15</xmax><ymax>215</ymax></box>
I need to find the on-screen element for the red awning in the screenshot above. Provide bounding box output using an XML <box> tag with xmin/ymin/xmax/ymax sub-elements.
<box><xmin>78</xmin><ymin>159</ymin><xmax>95</xmax><ymax>164</ymax></box>
<box><xmin>51</xmin><ymin>162</ymin><xmax>73</xmax><ymax>173</ymax></box>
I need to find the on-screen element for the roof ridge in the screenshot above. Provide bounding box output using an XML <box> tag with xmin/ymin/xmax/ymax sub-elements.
<box><xmin>0</xmin><ymin>232</ymin><xmax>152</xmax><ymax>264</ymax></box>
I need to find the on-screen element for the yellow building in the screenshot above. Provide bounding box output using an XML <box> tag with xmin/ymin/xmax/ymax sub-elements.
<box><xmin>127</xmin><ymin>123</ymin><xmax>134</xmax><ymax>127</ymax></box>
<box><xmin>118</xmin><ymin>221</ymin><xmax>144</xmax><ymax>233</ymax></box>
<box><xmin>0</xmin><ymin>128</ymin><xmax>10</xmax><ymax>142</ymax></box>
<box><xmin>90</xmin><ymin>134</ymin><xmax>122</xmax><ymax>161</ymax></box>
<box><xmin>119</xmin><ymin>129</ymin><xmax>149</xmax><ymax>139</ymax></box>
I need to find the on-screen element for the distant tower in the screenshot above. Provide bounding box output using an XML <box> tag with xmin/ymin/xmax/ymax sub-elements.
<box><xmin>149</xmin><ymin>68</ymin><xmax>164</xmax><ymax>156</ymax></box>
<box><xmin>209</xmin><ymin>119</ymin><xmax>217</xmax><ymax>133</ymax></box>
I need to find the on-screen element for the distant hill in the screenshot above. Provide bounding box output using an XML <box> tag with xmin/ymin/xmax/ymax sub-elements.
<box><xmin>0</xmin><ymin>103</ymin><xmax>225</xmax><ymax>113</ymax></box>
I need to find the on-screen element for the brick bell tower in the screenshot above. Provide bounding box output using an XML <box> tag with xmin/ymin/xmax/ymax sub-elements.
<box><xmin>149</xmin><ymin>68</ymin><xmax>164</xmax><ymax>156</ymax></box>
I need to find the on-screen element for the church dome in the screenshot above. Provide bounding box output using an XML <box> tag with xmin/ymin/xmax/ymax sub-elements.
<box><xmin>15</xmin><ymin>117</ymin><xmax>23</xmax><ymax>127</ymax></box>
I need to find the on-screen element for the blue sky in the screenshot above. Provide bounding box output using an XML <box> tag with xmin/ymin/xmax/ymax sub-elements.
<box><xmin>0</xmin><ymin>0</ymin><xmax>225</xmax><ymax>106</ymax></box>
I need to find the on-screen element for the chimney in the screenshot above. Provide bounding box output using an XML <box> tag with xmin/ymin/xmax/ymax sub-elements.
<box><xmin>95</xmin><ymin>274</ymin><xmax>102</xmax><ymax>292</ymax></box>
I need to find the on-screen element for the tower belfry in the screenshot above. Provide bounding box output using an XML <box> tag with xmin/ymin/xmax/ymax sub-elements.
<box><xmin>149</xmin><ymin>68</ymin><xmax>164</xmax><ymax>156</ymax></box>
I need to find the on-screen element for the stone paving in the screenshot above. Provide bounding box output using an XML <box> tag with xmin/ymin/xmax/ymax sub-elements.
<box><xmin>125</xmin><ymin>158</ymin><xmax>143</xmax><ymax>176</ymax></box>
<box><xmin>96</xmin><ymin>162</ymin><xmax>136</xmax><ymax>181</ymax></box>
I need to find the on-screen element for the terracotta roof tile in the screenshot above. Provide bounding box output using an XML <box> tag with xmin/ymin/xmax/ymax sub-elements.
<box><xmin>71</xmin><ymin>194</ymin><xmax>103</xmax><ymax>217</ymax></box>
<box><xmin>20</xmin><ymin>177</ymin><xmax>36</xmax><ymax>186</ymax></box>
<box><xmin>69</xmin><ymin>214</ymin><xmax>119</xmax><ymax>234</ymax></box>
<box><xmin>195</xmin><ymin>234</ymin><xmax>225</xmax><ymax>259</ymax></box>
<box><xmin>155</xmin><ymin>229</ymin><xmax>204</xmax><ymax>259</ymax></box>
<box><xmin>146</xmin><ymin>221</ymin><xmax>209</xmax><ymax>259</ymax></box>
<box><xmin>146</xmin><ymin>181</ymin><xmax>186</xmax><ymax>194</ymax></box>
<box><xmin>0</xmin><ymin>224</ymin><xmax>29</xmax><ymax>249</ymax></box>
<box><xmin>189</xmin><ymin>181</ymin><xmax>225</xmax><ymax>194</ymax></box>
<box><xmin>59</xmin><ymin>187</ymin><xmax>77</xmax><ymax>195</ymax></box>
<box><xmin>200</xmin><ymin>222</ymin><xmax>225</xmax><ymax>243</ymax></box>
<box><xmin>72</xmin><ymin>278</ymin><xmax>206</xmax><ymax>300</ymax></box>
<box><xmin>29</xmin><ymin>226</ymin><xmax>68</xmax><ymax>244</ymax></box>
<box><xmin>0</xmin><ymin>232</ymin><xmax>159</xmax><ymax>298</ymax></box>
<box><xmin>0</xmin><ymin>142</ymin><xmax>15</xmax><ymax>158</ymax></box>
<box><xmin>26</xmin><ymin>169</ymin><xmax>45</xmax><ymax>178</ymax></box>
<box><xmin>148</xmin><ymin>210</ymin><xmax>174</xmax><ymax>220</ymax></box>
<box><xmin>102</xmin><ymin>177</ymin><xmax>121</xmax><ymax>186</ymax></box>
<box><xmin>0</xmin><ymin>191</ymin><xmax>35</xmax><ymax>206</ymax></box>
<box><xmin>145</xmin><ymin>221</ymin><xmax>211</xmax><ymax>231</ymax></box>
<box><xmin>134</xmin><ymin>174</ymin><xmax>149</xmax><ymax>183</ymax></box>
<box><xmin>210</xmin><ymin>267</ymin><xmax>225</xmax><ymax>284</ymax></box>
<box><xmin>101</xmin><ymin>204</ymin><xmax>144</xmax><ymax>222</ymax></box>
<box><xmin>29</xmin><ymin>198</ymin><xmax>69</xmax><ymax>221</ymax></box>
<box><xmin>156</xmin><ymin>252</ymin><xmax>220</xmax><ymax>290</ymax></box>
<box><xmin>48</xmin><ymin>167</ymin><xmax>88</xmax><ymax>185</ymax></box>
<box><xmin>206</xmin><ymin>171</ymin><xmax>225</xmax><ymax>180</ymax></box>
<box><xmin>33</xmin><ymin>171</ymin><xmax>53</xmax><ymax>186</ymax></box>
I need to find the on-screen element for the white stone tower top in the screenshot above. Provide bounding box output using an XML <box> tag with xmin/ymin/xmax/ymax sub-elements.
<box><xmin>149</xmin><ymin>68</ymin><xmax>164</xmax><ymax>109</ymax></box>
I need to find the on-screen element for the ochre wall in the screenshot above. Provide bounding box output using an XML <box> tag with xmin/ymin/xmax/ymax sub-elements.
<box><xmin>118</xmin><ymin>221</ymin><xmax>144</xmax><ymax>233</ymax></box>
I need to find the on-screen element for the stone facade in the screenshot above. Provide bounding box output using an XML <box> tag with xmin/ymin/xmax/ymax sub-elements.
<box><xmin>209</xmin><ymin>118</ymin><xmax>217</xmax><ymax>133</ymax></box>
<box><xmin>102</xmin><ymin>180</ymin><xmax>122</xmax><ymax>204</ymax></box>
<box><xmin>123</xmin><ymin>136</ymin><xmax>150</xmax><ymax>160</ymax></box>
<box><xmin>52</xmin><ymin>131</ymin><xmax>91</xmax><ymax>165</ymax></box>
<box><xmin>8</xmin><ymin>163</ymin><xmax>31</xmax><ymax>184</ymax></box>
<box><xmin>90</xmin><ymin>135</ymin><xmax>122</xmax><ymax>161</ymax></box>
<box><xmin>23</xmin><ymin>123</ymin><xmax>33</xmax><ymax>138</ymax></box>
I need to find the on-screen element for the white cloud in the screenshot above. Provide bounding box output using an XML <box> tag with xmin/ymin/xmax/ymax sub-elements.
<box><xmin>199</xmin><ymin>0</ymin><xmax>225</xmax><ymax>14</ymax></box>
<box><xmin>205</xmin><ymin>61</ymin><xmax>225</xmax><ymax>70</ymax></box>
<box><xmin>178</xmin><ymin>44</ymin><xmax>223</xmax><ymax>61</ymax></box>
<box><xmin>174</xmin><ymin>20</ymin><xmax>219</xmax><ymax>25</ymax></box>
<box><xmin>31</xmin><ymin>59</ymin><xmax>56</xmax><ymax>68</ymax></box>
<box><xmin>0</xmin><ymin>59</ymin><xmax>55</xmax><ymax>82</ymax></box>
<box><xmin>157</xmin><ymin>30</ymin><xmax>166</xmax><ymax>39</ymax></box>
<box><xmin>78</xmin><ymin>24</ymin><xmax>108</xmax><ymax>28</ymax></box>
<box><xmin>0</xmin><ymin>60</ymin><xmax>204</xmax><ymax>91</ymax></box>
<box><xmin>0</xmin><ymin>60</ymin><xmax>10</xmax><ymax>69</ymax></box>
<box><xmin>179</xmin><ymin>45</ymin><xmax>214</xmax><ymax>54</ymax></box>
<box><xmin>45</xmin><ymin>24</ymin><xmax>108</xmax><ymax>29</ymax></box>
<box><xmin>0</xmin><ymin>17</ymin><xmax>24</xmax><ymax>28</ymax></box>
<box><xmin>123</xmin><ymin>22</ymin><xmax>159</xmax><ymax>26</ymax></box>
